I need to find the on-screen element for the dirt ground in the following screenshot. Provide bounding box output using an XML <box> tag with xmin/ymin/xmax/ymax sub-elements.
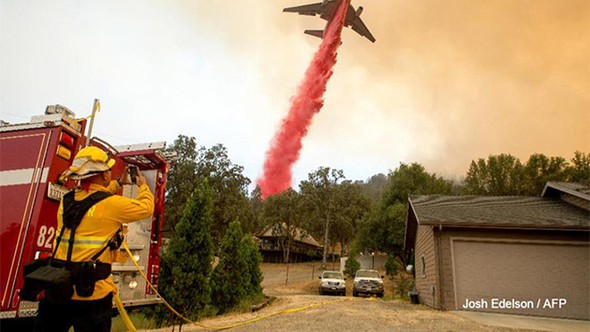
<box><xmin>144</xmin><ymin>263</ymin><xmax>540</xmax><ymax>332</ymax></box>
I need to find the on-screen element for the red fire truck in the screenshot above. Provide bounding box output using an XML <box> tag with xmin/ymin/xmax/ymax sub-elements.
<box><xmin>0</xmin><ymin>104</ymin><xmax>172</xmax><ymax>319</ymax></box>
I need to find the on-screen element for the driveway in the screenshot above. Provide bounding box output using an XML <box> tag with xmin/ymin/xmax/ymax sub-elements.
<box><xmin>142</xmin><ymin>263</ymin><xmax>588</xmax><ymax>332</ymax></box>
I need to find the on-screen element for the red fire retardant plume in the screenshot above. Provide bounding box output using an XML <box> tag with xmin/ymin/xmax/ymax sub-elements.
<box><xmin>258</xmin><ymin>0</ymin><xmax>351</xmax><ymax>199</ymax></box>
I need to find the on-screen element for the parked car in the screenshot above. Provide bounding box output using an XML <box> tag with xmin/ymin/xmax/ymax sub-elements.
<box><xmin>353</xmin><ymin>269</ymin><xmax>384</xmax><ymax>297</ymax></box>
<box><xmin>318</xmin><ymin>271</ymin><xmax>346</xmax><ymax>296</ymax></box>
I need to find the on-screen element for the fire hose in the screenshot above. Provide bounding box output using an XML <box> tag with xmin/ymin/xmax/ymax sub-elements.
<box><xmin>117</xmin><ymin>241</ymin><xmax>349</xmax><ymax>331</ymax></box>
<box><xmin>114</xmin><ymin>291</ymin><xmax>137</xmax><ymax>332</ymax></box>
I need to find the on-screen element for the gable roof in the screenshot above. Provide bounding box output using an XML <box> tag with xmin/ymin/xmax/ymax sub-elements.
<box><xmin>258</xmin><ymin>223</ymin><xmax>322</xmax><ymax>248</ymax></box>
<box><xmin>542</xmin><ymin>181</ymin><xmax>590</xmax><ymax>199</ymax></box>
<box><xmin>542</xmin><ymin>182</ymin><xmax>590</xmax><ymax>211</ymax></box>
<box><xmin>409</xmin><ymin>195</ymin><xmax>589</xmax><ymax>230</ymax></box>
<box><xmin>404</xmin><ymin>182</ymin><xmax>590</xmax><ymax>251</ymax></box>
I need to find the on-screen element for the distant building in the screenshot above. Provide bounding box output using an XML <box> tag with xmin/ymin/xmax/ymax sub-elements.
<box><xmin>257</xmin><ymin>223</ymin><xmax>323</xmax><ymax>263</ymax></box>
<box><xmin>405</xmin><ymin>182</ymin><xmax>589</xmax><ymax>320</ymax></box>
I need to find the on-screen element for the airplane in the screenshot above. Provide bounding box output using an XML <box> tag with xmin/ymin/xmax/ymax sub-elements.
<box><xmin>283</xmin><ymin>0</ymin><xmax>376</xmax><ymax>43</ymax></box>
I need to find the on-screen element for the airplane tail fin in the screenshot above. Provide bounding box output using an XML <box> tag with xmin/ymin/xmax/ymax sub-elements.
<box><xmin>304</xmin><ymin>30</ymin><xmax>324</xmax><ymax>39</ymax></box>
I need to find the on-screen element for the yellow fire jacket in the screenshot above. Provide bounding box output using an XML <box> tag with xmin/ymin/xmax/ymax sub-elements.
<box><xmin>55</xmin><ymin>180</ymin><xmax>154</xmax><ymax>301</ymax></box>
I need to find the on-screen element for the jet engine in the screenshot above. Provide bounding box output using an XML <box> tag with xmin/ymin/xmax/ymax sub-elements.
<box><xmin>356</xmin><ymin>6</ymin><xmax>364</xmax><ymax>17</ymax></box>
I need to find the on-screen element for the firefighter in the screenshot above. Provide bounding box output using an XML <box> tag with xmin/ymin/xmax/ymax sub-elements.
<box><xmin>33</xmin><ymin>146</ymin><xmax>154</xmax><ymax>332</ymax></box>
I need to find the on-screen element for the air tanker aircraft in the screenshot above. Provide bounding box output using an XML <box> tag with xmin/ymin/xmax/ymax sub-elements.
<box><xmin>283</xmin><ymin>0</ymin><xmax>376</xmax><ymax>43</ymax></box>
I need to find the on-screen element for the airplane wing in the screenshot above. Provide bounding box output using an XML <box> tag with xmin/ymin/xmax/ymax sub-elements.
<box><xmin>284</xmin><ymin>1</ymin><xmax>376</xmax><ymax>43</ymax></box>
<box><xmin>345</xmin><ymin>5</ymin><xmax>376</xmax><ymax>43</ymax></box>
<box><xmin>304</xmin><ymin>30</ymin><xmax>324</xmax><ymax>38</ymax></box>
<box><xmin>283</xmin><ymin>2</ymin><xmax>338</xmax><ymax>18</ymax></box>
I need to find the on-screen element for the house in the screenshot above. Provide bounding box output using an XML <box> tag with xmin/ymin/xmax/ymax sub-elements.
<box><xmin>257</xmin><ymin>223</ymin><xmax>323</xmax><ymax>263</ymax></box>
<box><xmin>404</xmin><ymin>182</ymin><xmax>589</xmax><ymax>320</ymax></box>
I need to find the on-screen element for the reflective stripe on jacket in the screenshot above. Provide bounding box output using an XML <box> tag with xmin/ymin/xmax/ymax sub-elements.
<box><xmin>56</xmin><ymin>235</ymin><xmax>110</xmax><ymax>249</ymax></box>
<box><xmin>55</xmin><ymin>180</ymin><xmax>154</xmax><ymax>300</ymax></box>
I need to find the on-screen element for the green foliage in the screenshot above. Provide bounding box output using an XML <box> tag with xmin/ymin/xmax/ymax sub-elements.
<box><xmin>241</xmin><ymin>235</ymin><xmax>264</xmax><ymax>297</ymax></box>
<box><xmin>261</xmin><ymin>189</ymin><xmax>305</xmax><ymax>263</ymax></box>
<box><xmin>464</xmin><ymin>152</ymin><xmax>589</xmax><ymax>196</ymax></box>
<box><xmin>259</xmin><ymin>169</ymin><xmax>371</xmax><ymax>264</ymax></box>
<box><xmin>330</xmin><ymin>181</ymin><xmax>372</xmax><ymax>256</ymax></box>
<box><xmin>344</xmin><ymin>249</ymin><xmax>361</xmax><ymax>278</ymax></box>
<box><xmin>522</xmin><ymin>154</ymin><xmax>568</xmax><ymax>194</ymax></box>
<box><xmin>396</xmin><ymin>271</ymin><xmax>414</xmax><ymax>299</ymax></box>
<box><xmin>299</xmin><ymin>167</ymin><xmax>345</xmax><ymax>261</ymax></box>
<box><xmin>464</xmin><ymin>154</ymin><xmax>525</xmax><ymax>195</ymax></box>
<box><xmin>211</xmin><ymin>220</ymin><xmax>248</xmax><ymax>313</ymax></box>
<box><xmin>197</xmin><ymin>144</ymin><xmax>254</xmax><ymax>241</ymax></box>
<box><xmin>152</xmin><ymin>180</ymin><xmax>214</xmax><ymax>327</ymax></box>
<box><xmin>164</xmin><ymin>135</ymin><xmax>200</xmax><ymax>233</ymax></box>
<box><xmin>299</xmin><ymin>167</ymin><xmax>370</xmax><ymax>264</ymax></box>
<box><xmin>357</xmin><ymin>203</ymin><xmax>409</xmax><ymax>264</ymax></box>
<box><xmin>248</xmin><ymin>186</ymin><xmax>265</xmax><ymax>234</ymax></box>
<box><xmin>383</xmin><ymin>163</ymin><xmax>453</xmax><ymax>205</ymax></box>
<box><xmin>385</xmin><ymin>254</ymin><xmax>398</xmax><ymax>279</ymax></box>
<box><xmin>355</xmin><ymin>163</ymin><xmax>452</xmax><ymax>266</ymax></box>
<box><xmin>359</xmin><ymin>173</ymin><xmax>388</xmax><ymax>206</ymax></box>
<box><xmin>567</xmin><ymin>151</ymin><xmax>590</xmax><ymax>184</ymax></box>
<box><xmin>164</xmin><ymin>135</ymin><xmax>253</xmax><ymax>245</ymax></box>
<box><xmin>112</xmin><ymin>311</ymin><xmax>157</xmax><ymax>331</ymax></box>
<box><xmin>384</xmin><ymin>255</ymin><xmax>410</xmax><ymax>300</ymax></box>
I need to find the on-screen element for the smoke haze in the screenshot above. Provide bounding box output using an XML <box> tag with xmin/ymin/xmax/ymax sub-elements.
<box><xmin>186</xmin><ymin>0</ymin><xmax>588</xmax><ymax>181</ymax></box>
<box><xmin>258</xmin><ymin>0</ymin><xmax>350</xmax><ymax>198</ymax></box>
<box><xmin>2</xmin><ymin>0</ymin><xmax>587</xmax><ymax>186</ymax></box>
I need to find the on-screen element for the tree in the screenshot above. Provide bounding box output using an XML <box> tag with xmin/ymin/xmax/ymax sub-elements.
<box><xmin>464</xmin><ymin>154</ymin><xmax>524</xmax><ymax>195</ymax></box>
<box><xmin>241</xmin><ymin>235</ymin><xmax>264</xmax><ymax>297</ymax></box>
<box><xmin>566</xmin><ymin>151</ymin><xmax>590</xmax><ymax>184</ymax></box>
<box><xmin>164</xmin><ymin>136</ymin><xmax>253</xmax><ymax>246</ymax></box>
<box><xmin>299</xmin><ymin>167</ymin><xmax>345</xmax><ymax>266</ymax></box>
<box><xmin>464</xmin><ymin>152</ymin><xmax>588</xmax><ymax>196</ymax></box>
<box><xmin>359</xmin><ymin>173</ymin><xmax>388</xmax><ymax>207</ymax></box>
<box><xmin>155</xmin><ymin>180</ymin><xmax>214</xmax><ymax>329</ymax></box>
<box><xmin>355</xmin><ymin>163</ymin><xmax>452</xmax><ymax>266</ymax></box>
<box><xmin>260</xmin><ymin>189</ymin><xmax>304</xmax><ymax>263</ymax></box>
<box><xmin>383</xmin><ymin>163</ymin><xmax>453</xmax><ymax>204</ymax></box>
<box><xmin>522</xmin><ymin>154</ymin><xmax>567</xmax><ymax>195</ymax></box>
<box><xmin>196</xmin><ymin>143</ymin><xmax>253</xmax><ymax>243</ymax></box>
<box><xmin>343</xmin><ymin>248</ymin><xmax>361</xmax><ymax>278</ymax></box>
<box><xmin>164</xmin><ymin>135</ymin><xmax>199</xmax><ymax>233</ymax></box>
<box><xmin>384</xmin><ymin>254</ymin><xmax>399</xmax><ymax>297</ymax></box>
<box><xmin>248</xmin><ymin>185</ymin><xmax>265</xmax><ymax>234</ymax></box>
<box><xmin>210</xmin><ymin>220</ymin><xmax>249</xmax><ymax>313</ymax></box>
<box><xmin>328</xmin><ymin>181</ymin><xmax>371</xmax><ymax>256</ymax></box>
<box><xmin>356</xmin><ymin>202</ymin><xmax>410</xmax><ymax>265</ymax></box>
<box><xmin>385</xmin><ymin>254</ymin><xmax>398</xmax><ymax>278</ymax></box>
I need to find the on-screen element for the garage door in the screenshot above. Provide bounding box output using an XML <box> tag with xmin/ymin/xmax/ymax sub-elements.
<box><xmin>452</xmin><ymin>239</ymin><xmax>589</xmax><ymax>320</ymax></box>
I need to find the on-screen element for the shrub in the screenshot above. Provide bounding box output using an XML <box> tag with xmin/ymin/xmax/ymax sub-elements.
<box><xmin>211</xmin><ymin>220</ymin><xmax>248</xmax><ymax>312</ymax></box>
<box><xmin>242</xmin><ymin>235</ymin><xmax>264</xmax><ymax>297</ymax></box>
<box><xmin>149</xmin><ymin>180</ymin><xmax>214</xmax><ymax>328</ymax></box>
<box><xmin>344</xmin><ymin>250</ymin><xmax>361</xmax><ymax>278</ymax></box>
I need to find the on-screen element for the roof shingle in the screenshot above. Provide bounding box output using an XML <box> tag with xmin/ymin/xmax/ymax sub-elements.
<box><xmin>409</xmin><ymin>195</ymin><xmax>590</xmax><ymax>230</ymax></box>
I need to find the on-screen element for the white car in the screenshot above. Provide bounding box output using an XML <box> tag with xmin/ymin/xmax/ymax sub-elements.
<box><xmin>353</xmin><ymin>269</ymin><xmax>384</xmax><ymax>297</ymax></box>
<box><xmin>318</xmin><ymin>271</ymin><xmax>346</xmax><ymax>296</ymax></box>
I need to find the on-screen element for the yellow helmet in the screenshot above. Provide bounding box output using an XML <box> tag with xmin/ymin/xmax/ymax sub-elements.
<box><xmin>63</xmin><ymin>146</ymin><xmax>115</xmax><ymax>180</ymax></box>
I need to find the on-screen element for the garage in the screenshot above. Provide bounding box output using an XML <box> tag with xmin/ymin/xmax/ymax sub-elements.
<box><xmin>452</xmin><ymin>239</ymin><xmax>589</xmax><ymax>320</ymax></box>
<box><xmin>405</xmin><ymin>182</ymin><xmax>590</xmax><ymax>320</ymax></box>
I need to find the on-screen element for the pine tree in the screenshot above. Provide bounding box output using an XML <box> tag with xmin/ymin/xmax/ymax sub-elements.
<box><xmin>344</xmin><ymin>249</ymin><xmax>361</xmax><ymax>278</ymax></box>
<box><xmin>242</xmin><ymin>235</ymin><xmax>264</xmax><ymax>297</ymax></box>
<box><xmin>210</xmin><ymin>220</ymin><xmax>248</xmax><ymax>312</ymax></box>
<box><xmin>156</xmin><ymin>180</ymin><xmax>214</xmax><ymax>328</ymax></box>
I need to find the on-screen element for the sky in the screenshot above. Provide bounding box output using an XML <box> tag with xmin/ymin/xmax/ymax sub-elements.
<box><xmin>1</xmin><ymin>0</ymin><xmax>588</xmax><ymax>190</ymax></box>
